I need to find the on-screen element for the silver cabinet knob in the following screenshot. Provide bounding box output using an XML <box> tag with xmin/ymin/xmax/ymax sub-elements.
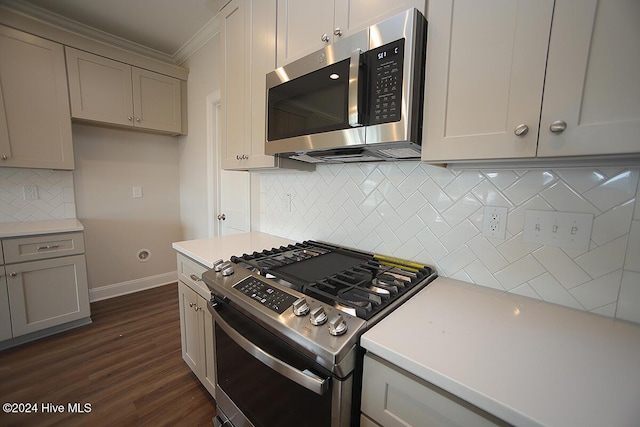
<box><xmin>189</xmin><ymin>302</ymin><xmax>194</xmax><ymax>308</ymax></box>
<box><xmin>309</xmin><ymin>306</ymin><xmax>327</xmax><ymax>326</ymax></box>
<box><xmin>217</xmin><ymin>214</ymin><xmax>226</xmax><ymax>221</ymax></box>
<box><xmin>328</xmin><ymin>313</ymin><xmax>348</xmax><ymax>336</ymax></box>
<box><xmin>136</xmin><ymin>118</ymin><xmax>141</xmax><ymax>122</ymax></box>
<box><xmin>1</xmin><ymin>154</ymin><xmax>7</xmax><ymax>160</ymax></box>
<box><xmin>292</xmin><ymin>297</ymin><xmax>310</xmax><ymax>316</ymax></box>
<box><xmin>320</xmin><ymin>33</ymin><xmax>330</xmax><ymax>43</ymax></box>
<box><xmin>514</xmin><ymin>124</ymin><xmax>529</xmax><ymax>136</ymax></box>
<box><xmin>9</xmin><ymin>272</ymin><xmax>17</xmax><ymax>277</ymax></box>
<box><xmin>128</xmin><ymin>116</ymin><xmax>133</xmax><ymax>121</ymax></box>
<box><xmin>549</xmin><ymin>120</ymin><xmax>567</xmax><ymax>134</ymax></box>
<box><xmin>333</xmin><ymin>28</ymin><xmax>342</xmax><ymax>37</ymax></box>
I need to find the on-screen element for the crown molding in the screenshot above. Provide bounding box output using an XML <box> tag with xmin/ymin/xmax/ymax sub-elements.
<box><xmin>173</xmin><ymin>14</ymin><xmax>221</xmax><ymax>65</ymax></box>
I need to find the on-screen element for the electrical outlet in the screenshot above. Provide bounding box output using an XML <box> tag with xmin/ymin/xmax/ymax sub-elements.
<box><xmin>482</xmin><ymin>206</ymin><xmax>508</xmax><ymax>239</ymax></box>
<box><xmin>281</xmin><ymin>193</ymin><xmax>292</xmax><ymax>212</ymax></box>
<box><xmin>23</xmin><ymin>185</ymin><xmax>38</xmax><ymax>201</ymax></box>
<box><xmin>132</xmin><ymin>186</ymin><xmax>143</xmax><ymax>199</ymax></box>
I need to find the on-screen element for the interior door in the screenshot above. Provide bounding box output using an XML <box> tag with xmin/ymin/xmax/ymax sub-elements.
<box><xmin>219</xmin><ymin>170</ymin><xmax>250</xmax><ymax>236</ymax></box>
<box><xmin>208</xmin><ymin>90</ymin><xmax>251</xmax><ymax>237</ymax></box>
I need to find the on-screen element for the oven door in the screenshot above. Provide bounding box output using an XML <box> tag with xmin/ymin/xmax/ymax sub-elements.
<box><xmin>209</xmin><ymin>297</ymin><xmax>352</xmax><ymax>427</ymax></box>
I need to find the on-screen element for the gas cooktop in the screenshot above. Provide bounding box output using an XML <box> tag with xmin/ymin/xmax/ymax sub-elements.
<box><xmin>229</xmin><ymin>241</ymin><xmax>435</xmax><ymax>321</ymax></box>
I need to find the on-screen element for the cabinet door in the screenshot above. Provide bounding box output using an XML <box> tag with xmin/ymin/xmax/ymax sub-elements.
<box><xmin>132</xmin><ymin>67</ymin><xmax>182</xmax><ymax>134</ymax></box>
<box><xmin>421</xmin><ymin>0</ymin><xmax>553</xmax><ymax>162</ymax></box>
<box><xmin>334</xmin><ymin>0</ymin><xmax>426</xmax><ymax>40</ymax></box>
<box><xmin>537</xmin><ymin>0</ymin><xmax>640</xmax><ymax>157</ymax></box>
<box><xmin>0</xmin><ymin>25</ymin><xmax>74</xmax><ymax>170</ymax></box>
<box><xmin>6</xmin><ymin>255</ymin><xmax>90</xmax><ymax>337</ymax></box>
<box><xmin>178</xmin><ymin>281</ymin><xmax>202</xmax><ymax>375</ymax></box>
<box><xmin>202</xmin><ymin>302</ymin><xmax>216</xmax><ymax>397</ymax></box>
<box><xmin>0</xmin><ymin>273</ymin><xmax>12</xmax><ymax>341</ymax></box>
<box><xmin>276</xmin><ymin>0</ymin><xmax>335</xmax><ymax>67</ymax></box>
<box><xmin>221</xmin><ymin>0</ymin><xmax>252</xmax><ymax>169</ymax></box>
<box><xmin>361</xmin><ymin>354</ymin><xmax>504</xmax><ymax>427</ymax></box>
<box><xmin>66</xmin><ymin>47</ymin><xmax>134</xmax><ymax>127</ymax></box>
<box><xmin>246</xmin><ymin>0</ymin><xmax>281</xmax><ymax>169</ymax></box>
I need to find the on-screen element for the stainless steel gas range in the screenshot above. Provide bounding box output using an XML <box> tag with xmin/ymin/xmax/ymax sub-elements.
<box><xmin>202</xmin><ymin>240</ymin><xmax>436</xmax><ymax>427</ymax></box>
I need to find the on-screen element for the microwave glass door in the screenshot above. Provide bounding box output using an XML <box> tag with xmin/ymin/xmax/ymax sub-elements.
<box><xmin>268</xmin><ymin>59</ymin><xmax>351</xmax><ymax>141</ymax></box>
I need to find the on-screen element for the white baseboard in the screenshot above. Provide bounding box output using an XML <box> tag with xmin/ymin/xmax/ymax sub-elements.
<box><xmin>89</xmin><ymin>271</ymin><xmax>178</xmax><ymax>302</ymax></box>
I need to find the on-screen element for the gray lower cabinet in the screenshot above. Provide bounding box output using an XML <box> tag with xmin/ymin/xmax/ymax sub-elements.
<box><xmin>0</xmin><ymin>231</ymin><xmax>90</xmax><ymax>346</ymax></box>
<box><xmin>177</xmin><ymin>253</ymin><xmax>216</xmax><ymax>398</ymax></box>
<box><xmin>361</xmin><ymin>353</ymin><xmax>506</xmax><ymax>427</ymax></box>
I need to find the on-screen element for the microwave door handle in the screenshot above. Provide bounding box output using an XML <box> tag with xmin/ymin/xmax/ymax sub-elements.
<box><xmin>348</xmin><ymin>48</ymin><xmax>362</xmax><ymax>127</ymax></box>
<box><xmin>211</xmin><ymin>304</ymin><xmax>331</xmax><ymax>396</ymax></box>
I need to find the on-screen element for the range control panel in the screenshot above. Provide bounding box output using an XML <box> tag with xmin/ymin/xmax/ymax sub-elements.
<box><xmin>367</xmin><ymin>38</ymin><xmax>404</xmax><ymax>125</ymax></box>
<box><xmin>234</xmin><ymin>276</ymin><xmax>298</xmax><ymax>314</ymax></box>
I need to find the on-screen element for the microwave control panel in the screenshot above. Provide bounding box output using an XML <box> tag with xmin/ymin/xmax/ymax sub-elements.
<box><xmin>367</xmin><ymin>39</ymin><xmax>405</xmax><ymax>125</ymax></box>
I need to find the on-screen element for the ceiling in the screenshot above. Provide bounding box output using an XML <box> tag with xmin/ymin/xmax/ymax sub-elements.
<box><xmin>4</xmin><ymin>0</ymin><xmax>227</xmax><ymax>61</ymax></box>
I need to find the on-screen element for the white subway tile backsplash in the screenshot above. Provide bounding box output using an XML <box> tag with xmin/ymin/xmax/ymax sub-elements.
<box><xmin>0</xmin><ymin>168</ymin><xmax>76</xmax><ymax>222</ymax></box>
<box><xmin>259</xmin><ymin>163</ymin><xmax>640</xmax><ymax>323</ymax></box>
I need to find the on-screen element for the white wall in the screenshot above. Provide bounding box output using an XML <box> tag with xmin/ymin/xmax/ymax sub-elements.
<box><xmin>73</xmin><ymin>124</ymin><xmax>181</xmax><ymax>291</ymax></box>
<box><xmin>178</xmin><ymin>34</ymin><xmax>221</xmax><ymax>240</ymax></box>
<box><xmin>258</xmin><ymin>162</ymin><xmax>640</xmax><ymax>325</ymax></box>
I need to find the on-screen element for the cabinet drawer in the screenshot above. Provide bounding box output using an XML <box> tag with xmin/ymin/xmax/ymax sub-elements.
<box><xmin>177</xmin><ymin>253</ymin><xmax>209</xmax><ymax>296</ymax></box>
<box><xmin>2</xmin><ymin>232</ymin><xmax>85</xmax><ymax>264</ymax></box>
<box><xmin>361</xmin><ymin>354</ymin><xmax>506</xmax><ymax>427</ymax></box>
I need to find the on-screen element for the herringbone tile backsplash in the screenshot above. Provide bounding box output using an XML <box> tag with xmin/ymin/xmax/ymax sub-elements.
<box><xmin>0</xmin><ymin>168</ymin><xmax>76</xmax><ymax>222</ymax></box>
<box><xmin>259</xmin><ymin>162</ymin><xmax>640</xmax><ymax>324</ymax></box>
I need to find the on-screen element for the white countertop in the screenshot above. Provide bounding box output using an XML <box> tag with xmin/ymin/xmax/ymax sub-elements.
<box><xmin>0</xmin><ymin>219</ymin><xmax>84</xmax><ymax>238</ymax></box>
<box><xmin>361</xmin><ymin>276</ymin><xmax>640</xmax><ymax>427</ymax></box>
<box><xmin>172</xmin><ymin>232</ymin><xmax>295</xmax><ymax>268</ymax></box>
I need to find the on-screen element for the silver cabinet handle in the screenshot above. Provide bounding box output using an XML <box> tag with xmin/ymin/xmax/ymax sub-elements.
<box><xmin>189</xmin><ymin>274</ymin><xmax>202</xmax><ymax>282</ymax></box>
<box><xmin>550</xmin><ymin>120</ymin><xmax>567</xmax><ymax>134</ymax></box>
<box><xmin>217</xmin><ymin>214</ymin><xmax>226</xmax><ymax>221</ymax></box>
<box><xmin>9</xmin><ymin>272</ymin><xmax>17</xmax><ymax>277</ymax></box>
<box><xmin>235</xmin><ymin>154</ymin><xmax>249</xmax><ymax>160</ymax></box>
<box><xmin>320</xmin><ymin>33</ymin><xmax>329</xmax><ymax>43</ymax></box>
<box><xmin>333</xmin><ymin>27</ymin><xmax>342</xmax><ymax>37</ymax></box>
<box><xmin>37</xmin><ymin>245</ymin><xmax>60</xmax><ymax>250</ymax></box>
<box><xmin>514</xmin><ymin>124</ymin><xmax>529</xmax><ymax>136</ymax></box>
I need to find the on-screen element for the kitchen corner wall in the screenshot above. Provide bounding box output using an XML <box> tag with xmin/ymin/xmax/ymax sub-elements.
<box><xmin>0</xmin><ymin>168</ymin><xmax>76</xmax><ymax>222</ymax></box>
<box><xmin>258</xmin><ymin>162</ymin><xmax>640</xmax><ymax>325</ymax></box>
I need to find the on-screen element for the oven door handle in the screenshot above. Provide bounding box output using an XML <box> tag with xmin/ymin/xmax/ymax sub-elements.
<box><xmin>211</xmin><ymin>306</ymin><xmax>331</xmax><ymax>396</ymax></box>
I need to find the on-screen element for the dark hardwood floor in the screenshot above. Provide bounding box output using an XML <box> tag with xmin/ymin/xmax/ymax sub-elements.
<box><xmin>0</xmin><ymin>283</ymin><xmax>216</xmax><ymax>427</ymax></box>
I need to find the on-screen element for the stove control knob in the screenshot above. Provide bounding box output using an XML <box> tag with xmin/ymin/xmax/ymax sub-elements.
<box><xmin>221</xmin><ymin>265</ymin><xmax>234</xmax><ymax>277</ymax></box>
<box><xmin>292</xmin><ymin>297</ymin><xmax>309</xmax><ymax>316</ymax></box>
<box><xmin>309</xmin><ymin>306</ymin><xmax>327</xmax><ymax>326</ymax></box>
<box><xmin>213</xmin><ymin>259</ymin><xmax>225</xmax><ymax>272</ymax></box>
<box><xmin>328</xmin><ymin>314</ymin><xmax>348</xmax><ymax>336</ymax></box>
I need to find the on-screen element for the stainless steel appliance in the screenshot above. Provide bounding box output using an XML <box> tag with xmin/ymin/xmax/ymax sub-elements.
<box><xmin>203</xmin><ymin>241</ymin><xmax>436</xmax><ymax>427</ymax></box>
<box><xmin>265</xmin><ymin>9</ymin><xmax>427</xmax><ymax>164</ymax></box>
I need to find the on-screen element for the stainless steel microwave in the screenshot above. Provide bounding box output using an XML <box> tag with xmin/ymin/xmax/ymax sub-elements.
<box><xmin>265</xmin><ymin>8</ymin><xmax>427</xmax><ymax>164</ymax></box>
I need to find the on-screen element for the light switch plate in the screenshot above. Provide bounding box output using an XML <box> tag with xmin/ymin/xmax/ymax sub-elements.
<box><xmin>523</xmin><ymin>210</ymin><xmax>593</xmax><ymax>251</ymax></box>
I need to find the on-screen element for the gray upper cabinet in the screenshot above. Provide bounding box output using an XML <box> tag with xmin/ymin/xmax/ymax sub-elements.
<box><xmin>0</xmin><ymin>25</ymin><xmax>74</xmax><ymax>170</ymax></box>
<box><xmin>66</xmin><ymin>47</ymin><xmax>184</xmax><ymax>135</ymax></box>
<box><xmin>422</xmin><ymin>0</ymin><xmax>640</xmax><ymax>162</ymax></box>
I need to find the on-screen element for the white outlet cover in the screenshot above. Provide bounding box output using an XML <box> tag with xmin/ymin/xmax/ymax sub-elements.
<box><xmin>482</xmin><ymin>206</ymin><xmax>508</xmax><ymax>239</ymax></box>
<box><xmin>523</xmin><ymin>210</ymin><xmax>593</xmax><ymax>251</ymax></box>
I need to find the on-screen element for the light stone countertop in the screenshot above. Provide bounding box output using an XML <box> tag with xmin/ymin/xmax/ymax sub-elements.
<box><xmin>0</xmin><ymin>219</ymin><xmax>84</xmax><ymax>238</ymax></box>
<box><xmin>172</xmin><ymin>232</ymin><xmax>295</xmax><ymax>268</ymax></box>
<box><xmin>361</xmin><ymin>276</ymin><xmax>640</xmax><ymax>427</ymax></box>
